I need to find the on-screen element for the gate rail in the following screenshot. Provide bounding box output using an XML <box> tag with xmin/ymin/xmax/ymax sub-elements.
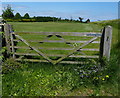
<box><xmin>0</xmin><ymin>23</ymin><xmax>112</xmax><ymax>65</ymax></box>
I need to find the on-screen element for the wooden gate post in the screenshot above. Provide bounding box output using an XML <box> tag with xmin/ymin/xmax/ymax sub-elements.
<box><xmin>9</xmin><ymin>25</ymin><xmax>15</xmax><ymax>59</ymax></box>
<box><xmin>4</xmin><ymin>24</ymin><xmax>11</xmax><ymax>55</ymax></box>
<box><xmin>100</xmin><ymin>25</ymin><xmax>112</xmax><ymax>61</ymax></box>
<box><xmin>0</xmin><ymin>24</ymin><xmax>2</xmax><ymax>65</ymax></box>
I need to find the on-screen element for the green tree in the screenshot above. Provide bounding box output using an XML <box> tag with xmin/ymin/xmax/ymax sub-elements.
<box><xmin>2</xmin><ymin>5</ymin><xmax>14</xmax><ymax>19</ymax></box>
<box><xmin>79</xmin><ymin>17</ymin><xmax>84</xmax><ymax>23</ymax></box>
<box><xmin>14</xmin><ymin>12</ymin><xmax>21</xmax><ymax>19</ymax></box>
<box><xmin>23</xmin><ymin>13</ymin><xmax>30</xmax><ymax>19</ymax></box>
<box><xmin>85</xmin><ymin>19</ymin><xmax>90</xmax><ymax>23</ymax></box>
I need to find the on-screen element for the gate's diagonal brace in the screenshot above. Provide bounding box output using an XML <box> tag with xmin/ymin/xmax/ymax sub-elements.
<box><xmin>14</xmin><ymin>32</ymin><xmax>98</xmax><ymax>65</ymax></box>
<box><xmin>14</xmin><ymin>34</ymin><xmax>53</xmax><ymax>63</ymax></box>
<box><xmin>77</xmin><ymin>50</ymin><xmax>86</xmax><ymax>55</ymax></box>
<box><xmin>54</xmin><ymin>37</ymin><xmax>98</xmax><ymax>65</ymax></box>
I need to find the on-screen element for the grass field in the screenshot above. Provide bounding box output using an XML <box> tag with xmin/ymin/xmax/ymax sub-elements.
<box><xmin>9</xmin><ymin>22</ymin><xmax>102</xmax><ymax>32</ymax></box>
<box><xmin>2</xmin><ymin>20</ymin><xmax>119</xmax><ymax>96</ymax></box>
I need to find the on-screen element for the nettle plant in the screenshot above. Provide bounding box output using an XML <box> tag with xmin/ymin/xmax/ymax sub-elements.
<box><xmin>0</xmin><ymin>47</ymin><xmax>6</xmax><ymax>60</ymax></box>
<box><xmin>0</xmin><ymin>31</ymin><xmax>6</xmax><ymax>60</ymax></box>
<box><xmin>0</xmin><ymin>31</ymin><xmax>21</xmax><ymax>74</ymax></box>
<box><xmin>0</xmin><ymin>32</ymin><xmax>4</xmax><ymax>60</ymax></box>
<box><xmin>73</xmin><ymin>59</ymin><xmax>110</xmax><ymax>86</ymax></box>
<box><xmin>2</xmin><ymin>58</ymin><xmax>21</xmax><ymax>74</ymax></box>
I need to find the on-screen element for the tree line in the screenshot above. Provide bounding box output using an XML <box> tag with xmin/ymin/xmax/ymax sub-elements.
<box><xmin>2</xmin><ymin>5</ymin><xmax>90</xmax><ymax>23</ymax></box>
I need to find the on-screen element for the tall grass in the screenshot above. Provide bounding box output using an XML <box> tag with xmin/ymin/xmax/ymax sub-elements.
<box><xmin>92</xmin><ymin>19</ymin><xmax>119</xmax><ymax>96</ymax></box>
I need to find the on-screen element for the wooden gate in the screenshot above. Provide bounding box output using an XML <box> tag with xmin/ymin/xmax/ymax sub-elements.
<box><xmin>1</xmin><ymin>24</ymin><xmax>112</xmax><ymax>65</ymax></box>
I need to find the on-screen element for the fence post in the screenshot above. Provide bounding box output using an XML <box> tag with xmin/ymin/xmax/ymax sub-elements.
<box><xmin>9</xmin><ymin>25</ymin><xmax>15</xmax><ymax>59</ymax></box>
<box><xmin>0</xmin><ymin>24</ymin><xmax>3</xmax><ymax>65</ymax></box>
<box><xmin>4</xmin><ymin>24</ymin><xmax>11</xmax><ymax>55</ymax></box>
<box><xmin>100</xmin><ymin>25</ymin><xmax>112</xmax><ymax>61</ymax></box>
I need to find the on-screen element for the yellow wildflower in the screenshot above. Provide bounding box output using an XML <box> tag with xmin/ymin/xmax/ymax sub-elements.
<box><xmin>102</xmin><ymin>78</ymin><xmax>105</xmax><ymax>81</ymax></box>
<box><xmin>93</xmin><ymin>77</ymin><xmax>98</xmax><ymax>80</ymax></box>
<box><xmin>106</xmin><ymin>75</ymin><xmax>109</xmax><ymax>78</ymax></box>
<box><xmin>14</xmin><ymin>93</ymin><xmax>17</xmax><ymax>96</ymax></box>
<box><xmin>96</xmin><ymin>77</ymin><xmax>98</xmax><ymax>80</ymax></box>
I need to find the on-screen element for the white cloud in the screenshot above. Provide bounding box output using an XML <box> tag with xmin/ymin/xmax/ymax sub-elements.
<box><xmin>27</xmin><ymin>9</ymin><xmax>117</xmax><ymax>21</ymax></box>
<box><xmin>1</xmin><ymin>0</ymin><xmax>119</xmax><ymax>2</ymax></box>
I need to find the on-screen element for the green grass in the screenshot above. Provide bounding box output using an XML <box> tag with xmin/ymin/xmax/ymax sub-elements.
<box><xmin>9</xmin><ymin>22</ymin><xmax>102</xmax><ymax>32</ymax></box>
<box><xmin>2</xmin><ymin>58</ymin><xmax>117</xmax><ymax>96</ymax></box>
<box><xmin>2</xmin><ymin>58</ymin><xmax>118</xmax><ymax>96</ymax></box>
<box><xmin>2</xmin><ymin>20</ymin><xmax>119</xmax><ymax>96</ymax></box>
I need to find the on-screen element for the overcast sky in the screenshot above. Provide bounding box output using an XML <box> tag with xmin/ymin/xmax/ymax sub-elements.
<box><xmin>0</xmin><ymin>1</ymin><xmax>119</xmax><ymax>21</ymax></box>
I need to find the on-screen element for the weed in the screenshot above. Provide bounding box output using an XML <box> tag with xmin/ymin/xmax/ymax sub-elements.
<box><xmin>2</xmin><ymin>58</ymin><xmax>21</xmax><ymax>74</ymax></box>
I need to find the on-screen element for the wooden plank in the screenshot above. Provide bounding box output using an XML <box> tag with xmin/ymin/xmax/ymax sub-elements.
<box><xmin>14</xmin><ymin>34</ymin><xmax>53</xmax><ymax>63</ymax></box>
<box><xmin>15</xmin><ymin>58</ymin><xmax>90</xmax><ymax>64</ymax></box>
<box><xmin>54</xmin><ymin>37</ymin><xmax>98</xmax><ymax>64</ymax></box>
<box><xmin>14</xmin><ymin>53</ymin><xmax>99</xmax><ymax>58</ymax></box>
<box><xmin>79</xmin><ymin>49</ymin><xmax>99</xmax><ymax>51</ymax></box>
<box><xmin>13</xmin><ymin>39</ymin><xmax>100</xmax><ymax>43</ymax></box>
<box><xmin>103</xmin><ymin>26</ymin><xmax>112</xmax><ymax>61</ymax></box>
<box><xmin>0</xmin><ymin>24</ymin><xmax>4</xmax><ymax>26</ymax></box>
<box><xmin>69</xmin><ymin>55</ymin><xmax>99</xmax><ymax>58</ymax></box>
<box><xmin>100</xmin><ymin>26</ymin><xmax>112</xmax><ymax>61</ymax></box>
<box><xmin>14</xmin><ymin>32</ymin><xmax>102</xmax><ymax>37</ymax></box>
<box><xmin>10</xmin><ymin>34</ymin><xmax>15</xmax><ymax>58</ymax></box>
<box><xmin>11</xmin><ymin>46</ymin><xmax>99</xmax><ymax>51</ymax></box>
<box><xmin>11</xmin><ymin>46</ymin><xmax>30</xmax><ymax>49</ymax></box>
<box><xmin>15</xmin><ymin>53</ymin><xmax>65</xmax><ymax>56</ymax></box>
<box><xmin>4</xmin><ymin>24</ymin><xmax>11</xmax><ymax>54</ymax></box>
<box><xmin>61</xmin><ymin>61</ymin><xmax>89</xmax><ymax>64</ymax></box>
<box><xmin>9</xmin><ymin>25</ymin><xmax>15</xmax><ymax>59</ymax></box>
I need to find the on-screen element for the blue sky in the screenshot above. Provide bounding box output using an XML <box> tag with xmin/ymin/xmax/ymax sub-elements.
<box><xmin>1</xmin><ymin>0</ymin><xmax>119</xmax><ymax>2</ymax></box>
<box><xmin>1</xmin><ymin>2</ymin><xmax>118</xmax><ymax>21</ymax></box>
